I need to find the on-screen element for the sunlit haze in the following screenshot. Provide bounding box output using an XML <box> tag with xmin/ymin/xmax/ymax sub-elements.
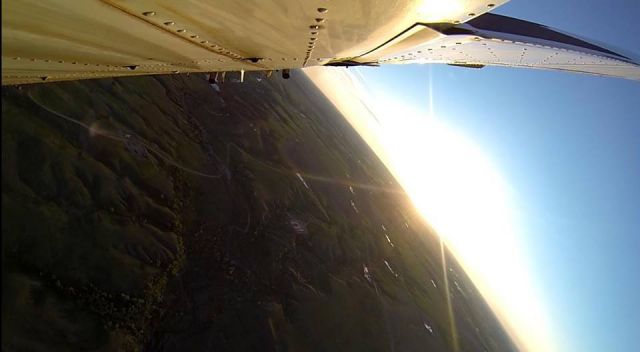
<box><xmin>304</xmin><ymin>66</ymin><xmax>554</xmax><ymax>352</ymax></box>
<box><xmin>417</xmin><ymin>0</ymin><xmax>464</xmax><ymax>22</ymax></box>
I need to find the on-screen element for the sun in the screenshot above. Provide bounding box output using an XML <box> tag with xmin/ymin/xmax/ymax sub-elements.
<box><xmin>303</xmin><ymin>66</ymin><xmax>555</xmax><ymax>352</ymax></box>
<box><xmin>371</xmin><ymin>96</ymin><xmax>554</xmax><ymax>352</ymax></box>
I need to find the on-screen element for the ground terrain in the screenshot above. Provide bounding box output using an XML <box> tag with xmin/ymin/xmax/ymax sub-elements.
<box><xmin>2</xmin><ymin>71</ymin><xmax>517</xmax><ymax>352</ymax></box>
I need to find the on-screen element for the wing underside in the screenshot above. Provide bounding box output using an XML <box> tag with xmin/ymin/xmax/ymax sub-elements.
<box><xmin>6</xmin><ymin>0</ymin><xmax>480</xmax><ymax>84</ymax></box>
<box><xmin>2</xmin><ymin>0</ymin><xmax>638</xmax><ymax>85</ymax></box>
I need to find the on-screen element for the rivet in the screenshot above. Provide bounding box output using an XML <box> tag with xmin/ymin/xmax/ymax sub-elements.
<box><xmin>59</xmin><ymin>60</ymin><xmax>64</xmax><ymax>63</ymax></box>
<box><xmin>126</xmin><ymin>65</ymin><xmax>138</xmax><ymax>70</ymax></box>
<box><xmin>454</xmin><ymin>20</ymin><xmax>460</xmax><ymax>24</ymax></box>
<box><xmin>468</xmin><ymin>13</ymin><xmax>475</xmax><ymax>16</ymax></box>
<box><xmin>310</xmin><ymin>37</ymin><xmax>317</xmax><ymax>41</ymax></box>
<box><xmin>41</xmin><ymin>76</ymin><xmax>49</xmax><ymax>81</ymax></box>
<box><xmin>309</xmin><ymin>25</ymin><xmax>320</xmax><ymax>29</ymax></box>
<box><xmin>191</xmin><ymin>35</ymin><xmax>199</xmax><ymax>39</ymax></box>
<box><xmin>315</xmin><ymin>18</ymin><xmax>325</xmax><ymax>23</ymax></box>
<box><xmin>12</xmin><ymin>57</ymin><xmax>20</xmax><ymax>60</ymax></box>
<box><xmin>72</xmin><ymin>61</ymin><xmax>77</xmax><ymax>64</ymax></box>
<box><xmin>45</xmin><ymin>59</ymin><xmax>51</xmax><ymax>62</ymax></box>
<box><xmin>487</xmin><ymin>3</ymin><xmax>495</xmax><ymax>7</ymax></box>
<box><xmin>164</xmin><ymin>21</ymin><xmax>174</xmax><ymax>26</ymax></box>
<box><xmin>173</xmin><ymin>70</ymin><xmax>180</xmax><ymax>73</ymax></box>
<box><xmin>317</xmin><ymin>8</ymin><xmax>328</xmax><ymax>13</ymax></box>
<box><xmin>310</xmin><ymin>31</ymin><xmax>318</xmax><ymax>35</ymax></box>
<box><xmin>143</xmin><ymin>11</ymin><xmax>156</xmax><ymax>16</ymax></box>
<box><xmin>177</xmin><ymin>29</ymin><xmax>186</xmax><ymax>33</ymax></box>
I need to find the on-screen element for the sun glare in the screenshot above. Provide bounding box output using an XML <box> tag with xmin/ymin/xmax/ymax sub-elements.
<box><xmin>417</xmin><ymin>0</ymin><xmax>464</xmax><ymax>22</ymax></box>
<box><xmin>304</xmin><ymin>66</ymin><xmax>555</xmax><ymax>352</ymax></box>
<box><xmin>368</xmin><ymin>93</ymin><xmax>555</xmax><ymax>352</ymax></box>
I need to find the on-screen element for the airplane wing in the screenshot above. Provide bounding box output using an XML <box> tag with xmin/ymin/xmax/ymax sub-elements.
<box><xmin>2</xmin><ymin>0</ymin><xmax>639</xmax><ymax>85</ymax></box>
<box><xmin>361</xmin><ymin>13</ymin><xmax>640</xmax><ymax>80</ymax></box>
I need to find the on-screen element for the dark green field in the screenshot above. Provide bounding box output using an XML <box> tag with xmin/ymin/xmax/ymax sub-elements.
<box><xmin>2</xmin><ymin>71</ymin><xmax>517</xmax><ymax>351</ymax></box>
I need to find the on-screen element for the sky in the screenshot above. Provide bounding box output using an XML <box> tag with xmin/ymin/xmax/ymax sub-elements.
<box><xmin>306</xmin><ymin>1</ymin><xmax>640</xmax><ymax>351</ymax></box>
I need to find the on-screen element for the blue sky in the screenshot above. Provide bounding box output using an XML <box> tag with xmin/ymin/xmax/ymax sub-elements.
<box><xmin>355</xmin><ymin>1</ymin><xmax>640</xmax><ymax>351</ymax></box>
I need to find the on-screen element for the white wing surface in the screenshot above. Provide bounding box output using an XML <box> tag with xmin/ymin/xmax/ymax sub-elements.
<box><xmin>366</xmin><ymin>13</ymin><xmax>640</xmax><ymax>80</ymax></box>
